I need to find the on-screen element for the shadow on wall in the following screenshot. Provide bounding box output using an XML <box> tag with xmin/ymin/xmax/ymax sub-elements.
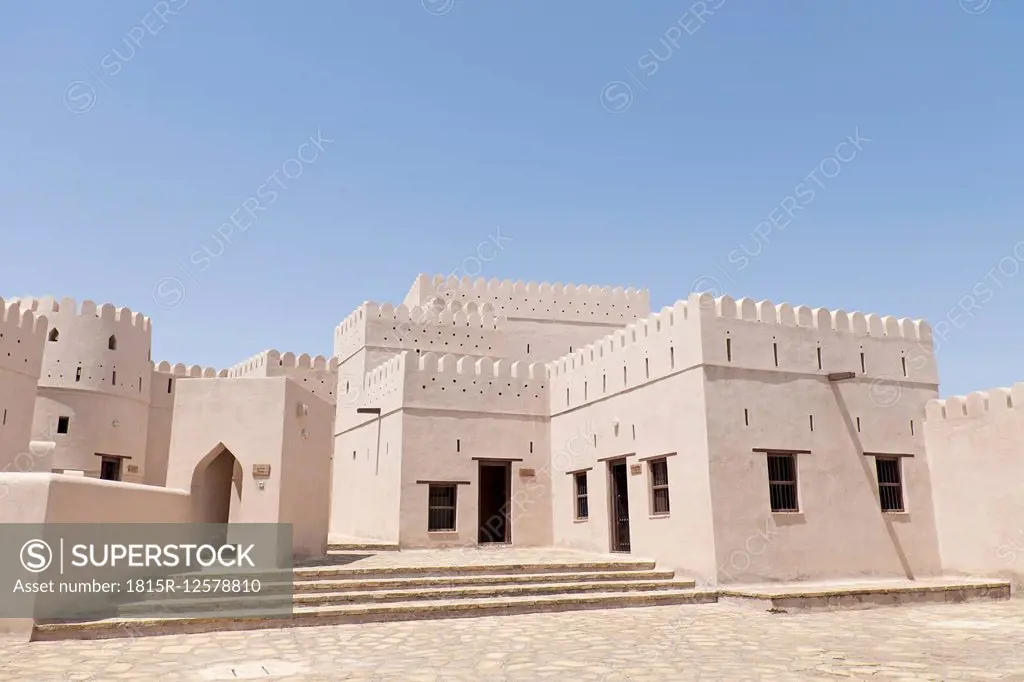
<box><xmin>829</xmin><ymin>382</ymin><xmax>913</xmax><ymax>579</ymax></box>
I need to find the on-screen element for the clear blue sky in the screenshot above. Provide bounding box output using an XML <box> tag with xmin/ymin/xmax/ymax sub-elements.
<box><xmin>0</xmin><ymin>1</ymin><xmax>1020</xmax><ymax>397</ymax></box>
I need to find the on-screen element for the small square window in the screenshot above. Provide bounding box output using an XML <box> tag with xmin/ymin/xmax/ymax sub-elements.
<box><xmin>876</xmin><ymin>457</ymin><xmax>905</xmax><ymax>512</ymax></box>
<box><xmin>574</xmin><ymin>472</ymin><xmax>589</xmax><ymax>520</ymax></box>
<box><xmin>767</xmin><ymin>454</ymin><xmax>798</xmax><ymax>512</ymax></box>
<box><xmin>649</xmin><ymin>458</ymin><xmax>670</xmax><ymax>515</ymax></box>
<box><xmin>427</xmin><ymin>484</ymin><xmax>457</xmax><ymax>532</ymax></box>
<box><xmin>56</xmin><ymin>416</ymin><xmax>70</xmax><ymax>434</ymax></box>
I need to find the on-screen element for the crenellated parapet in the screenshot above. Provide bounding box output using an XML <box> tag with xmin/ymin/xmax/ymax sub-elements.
<box><xmin>0</xmin><ymin>296</ymin><xmax>48</xmax><ymax>378</ymax></box>
<box><xmin>13</xmin><ymin>296</ymin><xmax>154</xmax><ymax>401</ymax></box>
<box><xmin>404</xmin><ymin>274</ymin><xmax>650</xmax><ymax>325</ymax></box>
<box><xmin>694</xmin><ymin>292</ymin><xmax>938</xmax><ymax>384</ymax></box>
<box><xmin>404</xmin><ymin>351</ymin><xmax>548</xmax><ymax>416</ymax></box>
<box><xmin>698</xmin><ymin>292</ymin><xmax>931</xmax><ymax>340</ymax></box>
<box><xmin>223</xmin><ymin>349</ymin><xmax>338</xmax><ymax>403</ymax></box>
<box><xmin>548</xmin><ymin>300</ymin><xmax>695</xmax><ymax>413</ymax></box>
<box><xmin>334</xmin><ymin>300</ymin><xmax>507</xmax><ymax>361</ymax></box>
<box><xmin>925</xmin><ymin>384</ymin><xmax>1024</xmax><ymax>422</ymax></box>
<box><xmin>152</xmin><ymin>361</ymin><xmax>229</xmax><ymax>378</ymax></box>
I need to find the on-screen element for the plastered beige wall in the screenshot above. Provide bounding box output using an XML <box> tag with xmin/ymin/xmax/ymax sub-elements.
<box><xmin>398</xmin><ymin>411</ymin><xmax>552</xmax><ymax>548</ymax></box>
<box><xmin>0</xmin><ymin>472</ymin><xmax>191</xmax><ymax>525</ymax></box>
<box><xmin>925</xmin><ymin>384</ymin><xmax>1024</xmax><ymax>586</ymax></box>
<box><xmin>704</xmin><ymin>368</ymin><xmax>941</xmax><ymax>583</ymax></box>
<box><xmin>550</xmin><ymin>367</ymin><xmax>717</xmax><ymax>580</ymax></box>
<box><xmin>329</xmin><ymin>411</ymin><xmax>403</xmax><ymax>543</ymax></box>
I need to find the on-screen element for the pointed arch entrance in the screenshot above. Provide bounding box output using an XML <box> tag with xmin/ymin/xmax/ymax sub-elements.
<box><xmin>190</xmin><ymin>443</ymin><xmax>243</xmax><ymax>524</ymax></box>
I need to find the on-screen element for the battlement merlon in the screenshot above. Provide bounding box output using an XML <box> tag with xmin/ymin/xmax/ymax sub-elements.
<box><xmin>926</xmin><ymin>384</ymin><xmax>1024</xmax><ymax>422</ymax></box>
<box><xmin>1</xmin><ymin>297</ymin><xmax>48</xmax><ymax>338</ymax></box>
<box><xmin>404</xmin><ymin>274</ymin><xmax>651</xmax><ymax>324</ymax></box>
<box><xmin>547</xmin><ymin>292</ymin><xmax>938</xmax><ymax>412</ymax></box>
<box><xmin>1</xmin><ymin>296</ymin><xmax>48</xmax><ymax>378</ymax></box>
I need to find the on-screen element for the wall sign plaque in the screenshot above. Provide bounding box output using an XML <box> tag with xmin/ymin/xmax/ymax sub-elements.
<box><xmin>519</xmin><ymin>468</ymin><xmax>536</xmax><ymax>477</ymax></box>
<box><xmin>630</xmin><ymin>464</ymin><xmax>642</xmax><ymax>476</ymax></box>
<box><xmin>252</xmin><ymin>464</ymin><xmax>272</xmax><ymax>478</ymax></box>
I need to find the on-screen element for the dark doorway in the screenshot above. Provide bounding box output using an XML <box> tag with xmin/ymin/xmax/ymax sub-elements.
<box><xmin>189</xmin><ymin>446</ymin><xmax>242</xmax><ymax>527</ymax></box>
<box><xmin>99</xmin><ymin>456</ymin><xmax>122</xmax><ymax>481</ymax></box>
<box><xmin>478</xmin><ymin>461</ymin><xmax>511</xmax><ymax>544</ymax></box>
<box><xmin>609</xmin><ymin>460</ymin><xmax>631</xmax><ymax>553</ymax></box>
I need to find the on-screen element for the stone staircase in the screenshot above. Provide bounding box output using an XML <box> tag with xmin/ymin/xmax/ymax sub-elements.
<box><xmin>32</xmin><ymin>550</ymin><xmax>713</xmax><ymax>640</ymax></box>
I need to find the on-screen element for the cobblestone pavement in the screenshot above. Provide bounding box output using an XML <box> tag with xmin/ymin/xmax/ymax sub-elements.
<box><xmin>2</xmin><ymin>599</ymin><xmax>1024</xmax><ymax>681</ymax></box>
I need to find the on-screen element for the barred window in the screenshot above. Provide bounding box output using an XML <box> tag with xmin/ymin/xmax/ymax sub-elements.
<box><xmin>767</xmin><ymin>454</ymin><xmax>798</xmax><ymax>512</ymax></box>
<box><xmin>650</xmin><ymin>458</ymin><xmax>670</xmax><ymax>515</ymax></box>
<box><xmin>427</xmin><ymin>484</ymin><xmax>457</xmax><ymax>531</ymax></box>
<box><xmin>876</xmin><ymin>457</ymin><xmax>905</xmax><ymax>512</ymax></box>
<box><xmin>574</xmin><ymin>472</ymin><xmax>589</xmax><ymax>520</ymax></box>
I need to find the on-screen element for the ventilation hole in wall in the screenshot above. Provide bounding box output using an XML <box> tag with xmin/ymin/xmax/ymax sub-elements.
<box><xmin>584</xmin><ymin>381</ymin><xmax>588</xmax><ymax>400</ymax></box>
<box><xmin>529</xmin><ymin>441</ymin><xmax>534</xmax><ymax>453</ymax></box>
<box><xmin>632</xmin><ymin>424</ymin><xmax>636</xmax><ymax>440</ymax></box>
<box><xmin>602</xmin><ymin>374</ymin><xmax>607</xmax><ymax>393</ymax></box>
<box><xmin>910</xmin><ymin>420</ymin><xmax>915</xmax><ymax>436</ymax></box>
<box><xmin>48</xmin><ymin>328</ymin><xmax>59</xmax><ymax>342</ymax></box>
<box><xmin>456</xmin><ymin>439</ymin><xmax>460</xmax><ymax>452</ymax></box>
<box><xmin>138</xmin><ymin>377</ymin><xmax>142</xmax><ymax>393</ymax></box>
<box><xmin>809</xmin><ymin>415</ymin><xmax>814</xmax><ymax>432</ymax></box>
<box><xmin>108</xmin><ymin>335</ymin><xmax>117</xmax><ymax>350</ymax></box>
<box><xmin>76</xmin><ymin>367</ymin><xmax>82</xmax><ymax>382</ymax></box>
<box><xmin>2</xmin><ymin>409</ymin><xmax>5</xmax><ymax>425</ymax></box>
<box><xmin>526</xmin><ymin>343</ymin><xmax>530</xmax><ymax>354</ymax></box>
<box><xmin>856</xmin><ymin>417</ymin><xmax>861</xmax><ymax>432</ymax></box>
<box><xmin>670</xmin><ymin>347</ymin><xmax>675</xmax><ymax>369</ymax></box>
<box><xmin>593</xmin><ymin>434</ymin><xmax>597</xmax><ymax>447</ymax></box>
<box><xmin>566</xmin><ymin>387</ymin><xmax>570</xmax><ymax>406</ymax></box>
<box><xmin>726</xmin><ymin>337</ymin><xmax>732</xmax><ymax>362</ymax></box>
<box><xmin>860</xmin><ymin>352</ymin><xmax>866</xmax><ymax>374</ymax></box>
<box><xmin>773</xmin><ymin>342</ymin><xmax>779</xmax><ymax>367</ymax></box>
<box><xmin>623</xmin><ymin>366</ymin><xmax>627</xmax><ymax>386</ymax></box>
<box><xmin>817</xmin><ymin>346</ymin><xmax>822</xmax><ymax>370</ymax></box>
<box><xmin>111</xmin><ymin>370</ymin><xmax>116</xmax><ymax>385</ymax></box>
<box><xmin>744</xmin><ymin>408</ymin><xmax>749</xmax><ymax>426</ymax></box>
<box><xmin>167</xmin><ymin>378</ymin><xmax>173</xmax><ymax>393</ymax></box>
<box><xmin>645</xmin><ymin>358</ymin><xmax>650</xmax><ymax>379</ymax></box>
<box><xmin>901</xmin><ymin>356</ymin><xmax>907</xmax><ymax>377</ymax></box>
<box><xmin>353</xmin><ymin>451</ymin><xmax>356</xmax><ymax>460</ymax></box>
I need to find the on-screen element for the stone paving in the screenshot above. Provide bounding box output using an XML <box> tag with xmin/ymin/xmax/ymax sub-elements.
<box><xmin>3</xmin><ymin>599</ymin><xmax>1024</xmax><ymax>681</ymax></box>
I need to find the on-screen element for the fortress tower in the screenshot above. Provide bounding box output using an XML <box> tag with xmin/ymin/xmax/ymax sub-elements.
<box><xmin>12</xmin><ymin>296</ymin><xmax>154</xmax><ymax>480</ymax></box>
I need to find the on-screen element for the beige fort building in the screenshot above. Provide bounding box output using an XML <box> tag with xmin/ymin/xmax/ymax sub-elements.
<box><xmin>1</xmin><ymin>273</ymin><xmax>1022</xmax><ymax>602</ymax></box>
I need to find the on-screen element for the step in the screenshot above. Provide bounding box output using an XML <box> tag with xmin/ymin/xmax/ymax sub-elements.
<box><xmin>291</xmin><ymin>569</ymin><xmax>678</xmax><ymax>592</ymax></box>
<box><xmin>32</xmin><ymin>588</ymin><xmax>718</xmax><ymax>640</ymax></box>
<box><xmin>112</xmin><ymin>578</ymin><xmax>697</xmax><ymax>614</ymax></box>
<box><xmin>326</xmin><ymin>543</ymin><xmax>400</xmax><ymax>553</ymax></box>
<box><xmin>718</xmin><ymin>579</ymin><xmax>1012</xmax><ymax>612</ymax></box>
<box><xmin>292</xmin><ymin>559</ymin><xmax>657</xmax><ymax>580</ymax></box>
